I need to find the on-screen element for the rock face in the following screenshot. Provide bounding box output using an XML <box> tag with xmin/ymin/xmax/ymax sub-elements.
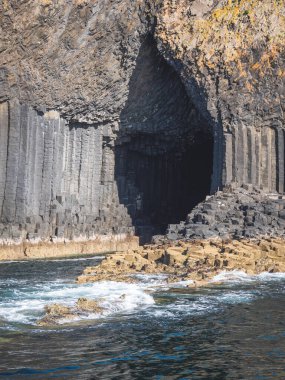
<box><xmin>156</xmin><ymin>0</ymin><xmax>285</xmax><ymax>193</ymax></box>
<box><xmin>0</xmin><ymin>101</ymin><xmax>134</xmax><ymax>243</ymax></box>
<box><xmin>0</xmin><ymin>1</ymin><xmax>285</xmax><ymax>247</ymax></box>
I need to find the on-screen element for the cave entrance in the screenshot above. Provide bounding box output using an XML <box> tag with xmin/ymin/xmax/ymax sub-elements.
<box><xmin>115</xmin><ymin>37</ymin><xmax>213</xmax><ymax>243</ymax></box>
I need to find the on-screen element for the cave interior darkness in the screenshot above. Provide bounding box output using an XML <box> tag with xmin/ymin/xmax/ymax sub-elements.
<box><xmin>115</xmin><ymin>37</ymin><xmax>213</xmax><ymax>243</ymax></box>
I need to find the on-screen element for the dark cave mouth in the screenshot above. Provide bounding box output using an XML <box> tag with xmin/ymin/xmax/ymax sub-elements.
<box><xmin>115</xmin><ymin>36</ymin><xmax>213</xmax><ymax>243</ymax></box>
<box><xmin>115</xmin><ymin>132</ymin><xmax>213</xmax><ymax>243</ymax></box>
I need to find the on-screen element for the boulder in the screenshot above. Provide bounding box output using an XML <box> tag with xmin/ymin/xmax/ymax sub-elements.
<box><xmin>76</xmin><ymin>298</ymin><xmax>103</xmax><ymax>313</ymax></box>
<box><xmin>38</xmin><ymin>298</ymin><xmax>105</xmax><ymax>326</ymax></box>
<box><xmin>37</xmin><ymin>303</ymin><xmax>76</xmax><ymax>326</ymax></box>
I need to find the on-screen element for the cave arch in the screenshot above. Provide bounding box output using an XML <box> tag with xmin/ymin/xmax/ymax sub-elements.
<box><xmin>115</xmin><ymin>37</ymin><xmax>213</xmax><ymax>243</ymax></box>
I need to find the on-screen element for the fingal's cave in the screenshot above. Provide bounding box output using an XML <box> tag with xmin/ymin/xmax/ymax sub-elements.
<box><xmin>0</xmin><ymin>0</ymin><xmax>285</xmax><ymax>257</ymax></box>
<box><xmin>115</xmin><ymin>38</ymin><xmax>213</xmax><ymax>242</ymax></box>
<box><xmin>0</xmin><ymin>36</ymin><xmax>214</xmax><ymax>246</ymax></box>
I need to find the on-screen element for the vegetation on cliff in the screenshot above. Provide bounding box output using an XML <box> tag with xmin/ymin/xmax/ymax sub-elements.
<box><xmin>156</xmin><ymin>0</ymin><xmax>285</xmax><ymax>90</ymax></box>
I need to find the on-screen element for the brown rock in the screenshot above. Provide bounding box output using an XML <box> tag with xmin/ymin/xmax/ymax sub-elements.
<box><xmin>145</xmin><ymin>250</ymin><xmax>164</xmax><ymax>262</ymax></box>
<box><xmin>37</xmin><ymin>303</ymin><xmax>76</xmax><ymax>326</ymax></box>
<box><xmin>44</xmin><ymin>304</ymin><xmax>73</xmax><ymax>317</ymax></box>
<box><xmin>76</xmin><ymin>298</ymin><xmax>103</xmax><ymax>313</ymax></box>
<box><xmin>75</xmin><ymin>238</ymin><xmax>285</xmax><ymax>286</ymax></box>
<box><xmin>163</xmin><ymin>247</ymin><xmax>187</xmax><ymax>266</ymax></box>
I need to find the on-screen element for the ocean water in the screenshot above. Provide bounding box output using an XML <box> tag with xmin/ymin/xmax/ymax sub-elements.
<box><xmin>0</xmin><ymin>256</ymin><xmax>284</xmax><ymax>379</ymax></box>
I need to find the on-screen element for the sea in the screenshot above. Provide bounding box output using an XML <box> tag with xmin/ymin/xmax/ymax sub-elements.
<box><xmin>0</xmin><ymin>255</ymin><xmax>284</xmax><ymax>379</ymax></box>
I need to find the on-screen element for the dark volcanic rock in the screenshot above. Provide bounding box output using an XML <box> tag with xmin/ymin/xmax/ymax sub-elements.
<box><xmin>167</xmin><ymin>186</ymin><xmax>285</xmax><ymax>241</ymax></box>
<box><xmin>0</xmin><ymin>1</ymin><xmax>284</xmax><ymax>246</ymax></box>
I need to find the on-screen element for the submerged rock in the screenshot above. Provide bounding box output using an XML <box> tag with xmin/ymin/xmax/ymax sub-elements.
<box><xmin>37</xmin><ymin>304</ymin><xmax>77</xmax><ymax>326</ymax></box>
<box><xmin>76</xmin><ymin>298</ymin><xmax>104</xmax><ymax>313</ymax></box>
<box><xmin>38</xmin><ymin>298</ymin><xmax>104</xmax><ymax>326</ymax></box>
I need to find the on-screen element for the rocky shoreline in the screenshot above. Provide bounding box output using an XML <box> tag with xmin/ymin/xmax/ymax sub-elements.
<box><xmin>77</xmin><ymin>238</ymin><xmax>285</xmax><ymax>285</ymax></box>
<box><xmin>3</xmin><ymin>186</ymin><xmax>285</xmax><ymax>262</ymax></box>
<box><xmin>38</xmin><ymin>237</ymin><xmax>285</xmax><ymax>325</ymax></box>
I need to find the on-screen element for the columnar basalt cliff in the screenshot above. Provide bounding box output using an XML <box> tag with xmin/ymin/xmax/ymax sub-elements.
<box><xmin>0</xmin><ymin>0</ymin><xmax>284</xmax><ymax>255</ymax></box>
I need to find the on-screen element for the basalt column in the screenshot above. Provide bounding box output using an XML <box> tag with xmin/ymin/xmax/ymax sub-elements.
<box><xmin>0</xmin><ymin>36</ymin><xmax>216</xmax><ymax>246</ymax></box>
<box><xmin>0</xmin><ymin>102</ymin><xmax>133</xmax><ymax>244</ymax></box>
<box><xmin>222</xmin><ymin>124</ymin><xmax>284</xmax><ymax>193</ymax></box>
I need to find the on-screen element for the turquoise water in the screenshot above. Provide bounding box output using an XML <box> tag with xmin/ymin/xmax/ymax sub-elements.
<box><xmin>0</xmin><ymin>257</ymin><xmax>284</xmax><ymax>379</ymax></box>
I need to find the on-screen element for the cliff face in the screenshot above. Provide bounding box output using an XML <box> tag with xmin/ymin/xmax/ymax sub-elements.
<box><xmin>0</xmin><ymin>0</ymin><xmax>284</xmax><ymax>245</ymax></box>
<box><xmin>155</xmin><ymin>0</ymin><xmax>285</xmax><ymax>192</ymax></box>
<box><xmin>0</xmin><ymin>0</ymin><xmax>149</xmax><ymax>121</ymax></box>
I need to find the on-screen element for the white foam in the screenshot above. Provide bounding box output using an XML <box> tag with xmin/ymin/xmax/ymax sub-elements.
<box><xmin>168</xmin><ymin>279</ymin><xmax>194</xmax><ymax>287</ymax></box>
<box><xmin>132</xmin><ymin>274</ymin><xmax>194</xmax><ymax>290</ymax></box>
<box><xmin>212</xmin><ymin>270</ymin><xmax>285</xmax><ymax>284</ymax></box>
<box><xmin>133</xmin><ymin>273</ymin><xmax>169</xmax><ymax>284</ymax></box>
<box><xmin>217</xmin><ymin>291</ymin><xmax>256</xmax><ymax>303</ymax></box>
<box><xmin>98</xmin><ymin>282</ymin><xmax>155</xmax><ymax>315</ymax></box>
<box><xmin>211</xmin><ymin>270</ymin><xmax>253</xmax><ymax>283</ymax></box>
<box><xmin>0</xmin><ymin>278</ymin><xmax>28</xmax><ymax>286</ymax></box>
<box><xmin>0</xmin><ymin>260</ymin><xmax>28</xmax><ymax>264</ymax></box>
<box><xmin>145</xmin><ymin>294</ymin><xmax>219</xmax><ymax>319</ymax></box>
<box><xmin>256</xmin><ymin>272</ymin><xmax>285</xmax><ymax>281</ymax></box>
<box><xmin>42</xmin><ymin>256</ymin><xmax>106</xmax><ymax>262</ymax></box>
<box><xmin>0</xmin><ymin>280</ymin><xmax>155</xmax><ymax>325</ymax></box>
<box><xmin>1</xmin><ymin>270</ymin><xmax>284</xmax><ymax>326</ymax></box>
